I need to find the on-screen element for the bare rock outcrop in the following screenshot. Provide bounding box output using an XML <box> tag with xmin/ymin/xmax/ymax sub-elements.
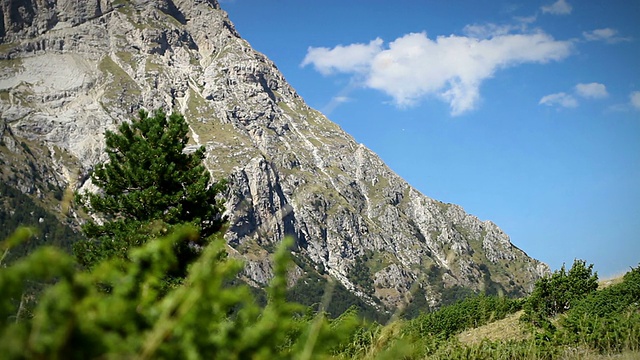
<box><xmin>0</xmin><ymin>0</ymin><xmax>549</xmax><ymax>310</ymax></box>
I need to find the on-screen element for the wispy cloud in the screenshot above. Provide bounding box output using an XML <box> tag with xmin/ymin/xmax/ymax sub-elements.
<box><xmin>513</xmin><ymin>15</ymin><xmax>537</xmax><ymax>25</ymax></box>
<box><xmin>540</xmin><ymin>82</ymin><xmax>608</xmax><ymax>108</ymax></box>
<box><xmin>463</xmin><ymin>23</ymin><xmax>523</xmax><ymax>38</ymax></box>
<box><xmin>541</xmin><ymin>0</ymin><xmax>572</xmax><ymax>15</ymax></box>
<box><xmin>575</xmin><ymin>83</ymin><xmax>608</xmax><ymax>99</ymax></box>
<box><xmin>319</xmin><ymin>82</ymin><xmax>360</xmax><ymax>115</ymax></box>
<box><xmin>539</xmin><ymin>92</ymin><xmax>578</xmax><ymax>108</ymax></box>
<box><xmin>606</xmin><ymin>91</ymin><xmax>640</xmax><ymax>113</ymax></box>
<box><xmin>631</xmin><ymin>91</ymin><xmax>640</xmax><ymax>110</ymax></box>
<box><xmin>321</xmin><ymin>96</ymin><xmax>351</xmax><ymax>115</ymax></box>
<box><xmin>582</xmin><ymin>28</ymin><xmax>632</xmax><ymax>44</ymax></box>
<box><xmin>333</xmin><ymin>96</ymin><xmax>351</xmax><ymax>104</ymax></box>
<box><xmin>302</xmin><ymin>26</ymin><xmax>572</xmax><ymax>116</ymax></box>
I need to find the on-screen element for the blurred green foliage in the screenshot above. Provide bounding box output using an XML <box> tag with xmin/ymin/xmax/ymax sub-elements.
<box><xmin>0</xmin><ymin>228</ymin><xmax>364</xmax><ymax>359</ymax></box>
<box><xmin>1</xmin><ymin>226</ymin><xmax>639</xmax><ymax>359</ymax></box>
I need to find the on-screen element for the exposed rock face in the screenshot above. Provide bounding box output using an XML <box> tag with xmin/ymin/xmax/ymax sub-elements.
<box><xmin>0</xmin><ymin>0</ymin><xmax>549</xmax><ymax>310</ymax></box>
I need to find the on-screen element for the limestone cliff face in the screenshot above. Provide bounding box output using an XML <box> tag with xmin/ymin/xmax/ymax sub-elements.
<box><xmin>0</xmin><ymin>0</ymin><xmax>549</xmax><ymax>309</ymax></box>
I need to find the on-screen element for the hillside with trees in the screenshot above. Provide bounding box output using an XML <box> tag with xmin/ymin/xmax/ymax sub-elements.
<box><xmin>1</xmin><ymin>109</ymin><xmax>638</xmax><ymax>359</ymax></box>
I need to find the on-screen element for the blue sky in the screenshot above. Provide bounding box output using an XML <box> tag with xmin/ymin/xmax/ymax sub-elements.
<box><xmin>221</xmin><ymin>0</ymin><xmax>640</xmax><ymax>278</ymax></box>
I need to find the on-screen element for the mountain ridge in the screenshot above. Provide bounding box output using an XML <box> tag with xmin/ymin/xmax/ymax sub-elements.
<box><xmin>0</xmin><ymin>0</ymin><xmax>549</xmax><ymax>310</ymax></box>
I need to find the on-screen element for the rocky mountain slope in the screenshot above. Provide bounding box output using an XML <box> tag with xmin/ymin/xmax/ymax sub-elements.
<box><xmin>0</xmin><ymin>0</ymin><xmax>549</xmax><ymax>310</ymax></box>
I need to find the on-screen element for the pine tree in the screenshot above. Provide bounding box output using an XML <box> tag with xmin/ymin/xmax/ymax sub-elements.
<box><xmin>74</xmin><ymin>109</ymin><xmax>226</xmax><ymax>268</ymax></box>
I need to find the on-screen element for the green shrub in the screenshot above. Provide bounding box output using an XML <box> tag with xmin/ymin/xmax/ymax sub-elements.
<box><xmin>560</xmin><ymin>265</ymin><xmax>640</xmax><ymax>354</ymax></box>
<box><xmin>523</xmin><ymin>259</ymin><xmax>598</xmax><ymax>326</ymax></box>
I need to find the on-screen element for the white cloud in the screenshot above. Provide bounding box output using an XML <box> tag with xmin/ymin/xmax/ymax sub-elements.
<box><xmin>541</xmin><ymin>0</ymin><xmax>572</xmax><ymax>15</ymax></box>
<box><xmin>463</xmin><ymin>23</ymin><xmax>520</xmax><ymax>39</ymax></box>
<box><xmin>575</xmin><ymin>83</ymin><xmax>608</xmax><ymax>99</ymax></box>
<box><xmin>302</xmin><ymin>28</ymin><xmax>572</xmax><ymax>115</ymax></box>
<box><xmin>301</xmin><ymin>38</ymin><xmax>383</xmax><ymax>75</ymax></box>
<box><xmin>539</xmin><ymin>92</ymin><xmax>578</xmax><ymax>108</ymax></box>
<box><xmin>333</xmin><ymin>96</ymin><xmax>351</xmax><ymax>103</ymax></box>
<box><xmin>582</xmin><ymin>28</ymin><xmax>632</xmax><ymax>44</ymax></box>
<box><xmin>514</xmin><ymin>15</ymin><xmax>538</xmax><ymax>24</ymax></box>
<box><xmin>606</xmin><ymin>92</ymin><xmax>640</xmax><ymax>113</ymax></box>
<box><xmin>631</xmin><ymin>91</ymin><xmax>640</xmax><ymax>110</ymax></box>
<box><xmin>540</xmin><ymin>82</ymin><xmax>608</xmax><ymax>108</ymax></box>
<box><xmin>321</xmin><ymin>94</ymin><xmax>355</xmax><ymax>115</ymax></box>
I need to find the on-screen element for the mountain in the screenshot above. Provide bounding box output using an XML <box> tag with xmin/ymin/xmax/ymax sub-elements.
<box><xmin>0</xmin><ymin>0</ymin><xmax>549</xmax><ymax>311</ymax></box>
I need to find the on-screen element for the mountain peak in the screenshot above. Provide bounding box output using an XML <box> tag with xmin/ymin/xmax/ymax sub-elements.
<box><xmin>0</xmin><ymin>0</ymin><xmax>549</xmax><ymax>311</ymax></box>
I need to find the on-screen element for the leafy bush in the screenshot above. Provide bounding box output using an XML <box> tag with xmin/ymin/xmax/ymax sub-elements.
<box><xmin>523</xmin><ymin>259</ymin><xmax>598</xmax><ymax>326</ymax></box>
<box><xmin>559</xmin><ymin>265</ymin><xmax>640</xmax><ymax>353</ymax></box>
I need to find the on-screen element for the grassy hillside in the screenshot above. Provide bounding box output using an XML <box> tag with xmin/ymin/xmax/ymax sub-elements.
<box><xmin>457</xmin><ymin>310</ymin><xmax>529</xmax><ymax>344</ymax></box>
<box><xmin>456</xmin><ymin>308</ymin><xmax>640</xmax><ymax>359</ymax></box>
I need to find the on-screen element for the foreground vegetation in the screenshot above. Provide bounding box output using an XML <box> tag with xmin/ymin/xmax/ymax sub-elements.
<box><xmin>1</xmin><ymin>226</ymin><xmax>639</xmax><ymax>359</ymax></box>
